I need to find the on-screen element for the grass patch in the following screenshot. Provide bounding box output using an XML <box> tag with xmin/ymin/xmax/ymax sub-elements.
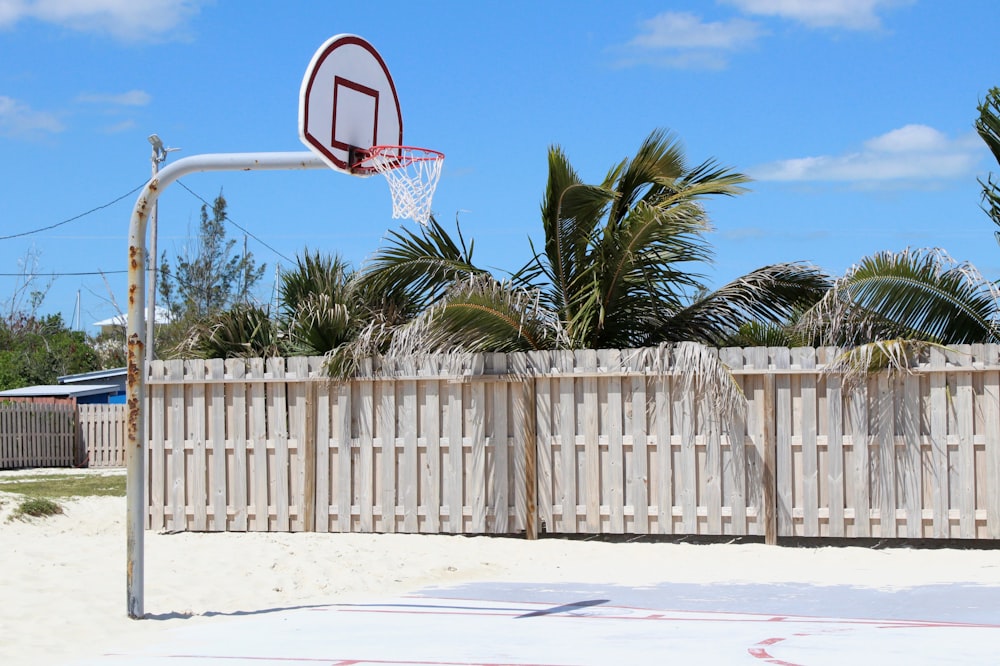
<box><xmin>0</xmin><ymin>472</ymin><xmax>125</xmax><ymax>523</ymax></box>
<box><xmin>0</xmin><ymin>473</ymin><xmax>126</xmax><ymax>499</ymax></box>
<box><xmin>11</xmin><ymin>496</ymin><xmax>63</xmax><ymax>521</ymax></box>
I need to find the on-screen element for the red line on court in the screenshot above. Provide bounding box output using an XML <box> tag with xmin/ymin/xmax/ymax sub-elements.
<box><xmin>748</xmin><ymin>637</ymin><xmax>803</xmax><ymax>666</ymax></box>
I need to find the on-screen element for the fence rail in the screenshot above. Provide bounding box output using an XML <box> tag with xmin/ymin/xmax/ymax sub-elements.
<box><xmin>142</xmin><ymin>345</ymin><xmax>1000</xmax><ymax>541</ymax></box>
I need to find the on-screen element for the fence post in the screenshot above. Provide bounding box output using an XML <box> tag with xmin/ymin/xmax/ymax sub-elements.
<box><xmin>74</xmin><ymin>405</ymin><xmax>86</xmax><ymax>467</ymax></box>
<box><xmin>763</xmin><ymin>372</ymin><xmax>778</xmax><ymax>545</ymax></box>
<box><xmin>304</xmin><ymin>381</ymin><xmax>317</xmax><ymax>533</ymax></box>
<box><xmin>523</xmin><ymin>376</ymin><xmax>538</xmax><ymax>540</ymax></box>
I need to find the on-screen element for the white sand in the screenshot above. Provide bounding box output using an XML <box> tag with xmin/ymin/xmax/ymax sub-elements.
<box><xmin>2</xmin><ymin>469</ymin><xmax>1000</xmax><ymax>665</ymax></box>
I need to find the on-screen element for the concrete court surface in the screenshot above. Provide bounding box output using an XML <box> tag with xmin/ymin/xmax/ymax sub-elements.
<box><xmin>72</xmin><ymin>581</ymin><xmax>1000</xmax><ymax>665</ymax></box>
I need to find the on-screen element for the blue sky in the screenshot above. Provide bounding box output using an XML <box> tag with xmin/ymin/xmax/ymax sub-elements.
<box><xmin>0</xmin><ymin>0</ymin><xmax>997</xmax><ymax>332</ymax></box>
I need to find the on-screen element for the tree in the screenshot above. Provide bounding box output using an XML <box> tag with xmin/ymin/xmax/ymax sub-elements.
<box><xmin>170</xmin><ymin>250</ymin><xmax>374</xmax><ymax>361</ymax></box>
<box><xmin>170</xmin><ymin>303</ymin><xmax>283</xmax><ymax>360</ymax></box>
<box><xmin>795</xmin><ymin>247</ymin><xmax>1000</xmax><ymax>344</ymax></box>
<box><xmin>158</xmin><ymin>193</ymin><xmax>266</xmax><ymax>322</ymax></box>
<box><xmin>0</xmin><ymin>313</ymin><xmax>99</xmax><ymax>390</ymax></box>
<box><xmin>278</xmin><ymin>250</ymin><xmax>359</xmax><ymax>356</ymax></box>
<box><xmin>3</xmin><ymin>247</ymin><xmax>52</xmax><ymax>322</ymax></box>
<box><xmin>0</xmin><ymin>248</ymin><xmax>100</xmax><ymax>389</ymax></box>
<box><xmin>349</xmin><ymin>129</ymin><xmax>829</xmax><ymax>359</ymax></box>
<box><xmin>976</xmin><ymin>87</ymin><xmax>1000</xmax><ymax>239</ymax></box>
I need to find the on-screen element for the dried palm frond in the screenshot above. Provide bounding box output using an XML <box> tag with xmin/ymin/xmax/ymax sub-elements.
<box><xmin>821</xmin><ymin>338</ymin><xmax>948</xmax><ymax>389</ymax></box>
<box><xmin>630</xmin><ymin>341</ymin><xmax>746</xmax><ymax>420</ymax></box>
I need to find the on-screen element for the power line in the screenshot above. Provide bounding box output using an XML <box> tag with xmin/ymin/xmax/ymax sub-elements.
<box><xmin>0</xmin><ymin>270</ymin><xmax>130</xmax><ymax>277</ymax></box>
<box><xmin>176</xmin><ymin>180</ymin><xmax>294</xmax><ymax>263</ymax></box>
<box><xmin>0</xmin><ymin>179</ymin><xmax>294</xmax><ymax>281</ymax></box>
<box><xmin>0</xmin><ymin>182</ymin><xmax>148</xmax><ymax>241</ymax></box>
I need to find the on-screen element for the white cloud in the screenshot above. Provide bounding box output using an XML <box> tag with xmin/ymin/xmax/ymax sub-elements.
<box><xmin>863</xmin><ymin>124</ymin><xmax>947</xmax><ymax>153</ymax></box>
<box><xmin>0</xmin><ymin>1</ymin><xmax>28</xmax><ymax>26</ymax></box>
<box><xmin>750</xmin><ymin>124</ymin><xmax>984</xmax><ymax>185</ymax></box>
<box><xmin>631</xmin><ymin>12</ymin><xmax>764</xmax><ymax>50</ymax></box>
<box><xmin>619</xmin><ymin>1</ymin><xmax>909</xmax><ymax>69</ymax></box>
<box><xmin>0</xmin><ymin>0</ymin><xmax>204</xmax><ymax>41</ymax></box>
<box><xmin>723</xmin><ymin>0</ymin><xmax>912</xmax><ymax>30</ymax></box>
<box><xmin>620</xmin><ymin>11</ymin><xmax>764</xmax><ymax>69</ymax></box>
<box><xmin>101</xmin><ymin>119</ymin><xmax>136</xmax><ymax>133</ymax></box>
<box><xmin>0</xmin><ymin>95</ymin><xmax>64</xmax><ymax>138</ymax></box>
<box><xmin>76</xmin><ymin>90</ymin><xmax>152</xmax><ymax>106</ymax></box>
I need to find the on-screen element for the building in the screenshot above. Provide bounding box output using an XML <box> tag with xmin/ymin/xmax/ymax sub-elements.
<box><xmin>93</xmin><ymin>306</ymin><xmax>173</xmax><ymax>338</ymax></box>
<box><xmin>0</xmin><ymin>368</ymin><xmax>127</xmax><ymax>405</ymax></box>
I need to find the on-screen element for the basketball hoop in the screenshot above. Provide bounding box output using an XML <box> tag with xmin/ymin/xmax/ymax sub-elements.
<box><xmin>352</xmin><ymin>145</ymin><xmax>444</xmax><ymax>226</ymax></box>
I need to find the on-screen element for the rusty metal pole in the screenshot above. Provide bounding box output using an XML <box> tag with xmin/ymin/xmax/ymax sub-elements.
<box><xmin>125</xmin><ymin>151</ymin><xmax>327</xmax><ymax>618</ymax></box>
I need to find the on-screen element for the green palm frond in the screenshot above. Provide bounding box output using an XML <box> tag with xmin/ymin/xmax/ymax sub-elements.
<box><xmin>588</xmin><ymin>198</ymin><xmax>711</xmax><ymax>347</ymax></box>
<box><xmin>385</xmin><ymin>274</ymin><xmax>563</xmax><ymax>356</ymax></box>
<box><xmin>724</xmin><ymin>321</ymin><xmax>801</xmax><ymax>348</ymax></box>
<box><xmin>606</xmin><ymin>129</ymin><xmax>686</xmax><ymax>224</ymax></box>
<box><xmin>538</xmin><ymin>146</ymin><xmax>618</xmax><ymax>317</ymax></box>
<box><xmin>533</xmin><ymin>129</ymin><xmax>754</xmax><ymax>349</ymax></box>
<box><xmin>976</xmin><ymin>87</ymin><xmax>1000</xmax><ymax>165</ymax></box>
<box><xmin>608</xmin><ymin>130</ymin><xmax>748</xmax><ymax>227</ymax></box>
<box><xmin>285</xmin><ymin>293</ymin><xmax>353</xmax><ymax>356</ymax></box>
<box><xmin>171</xmin><ymin>304</ymin><xmax>283</xmax><ymax>359</ymax></box>
<box><xmin>797</xmin><ymin>248</ymin><xmax>1000</xmax><ymax>345</ymax></box>
<box><xmin>360</xmin><ymin>216</ymin><xmax>485</xmax><ymax>313</ymax></box>
<box><xmin>976</xmin><ymin>87</ymin><xmax>1000</xmax><ymax>233</ymax></box>
<box><xmin>325</xmin><ymin>276</ymin><xmax>565</xmax><ymax>379</ymax></box>
<box><xmin>276</xmin><ymin>251</ymin><xmax>362</xmax><ymax>357</ymax></box>
<box><xmin>279</xmin><ymin>251</ymin><xmax>352</xmax><ymax>320</ymax></box>
<box><xmin>655</xmin><ymin>262</ymin><xmax>830</xmax><ymax>347</ymax></box>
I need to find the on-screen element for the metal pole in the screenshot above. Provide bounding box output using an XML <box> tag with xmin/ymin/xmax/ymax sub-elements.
<box><xmin>145</xmin><ymin>137</ymin><xmax>161</xmax><ymax>368</ymax></box>
<box><xmin>126</xmin><ymin>151</ymin><xmax>327</xmax><ymax>618</ymax></box>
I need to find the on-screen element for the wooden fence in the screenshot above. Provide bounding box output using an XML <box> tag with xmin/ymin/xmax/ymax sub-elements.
<box><xmin>0</xmin><ymin>402</ymin><xmax>127</xmax><ymax>470</ymax></box>
<box><xmin>143</xmin><ymin>345</ymin><xmax>1000</xmax><ymax>541</ymax></box>
<box><xmin>0</xmin><ymin>402</ymin><xmax>78</xmax><ymax>469</ymax></box>
<box><xmin>79</xmin><ymin>404</ymin><xmax>127</xmax><ymax>468</ymax></box>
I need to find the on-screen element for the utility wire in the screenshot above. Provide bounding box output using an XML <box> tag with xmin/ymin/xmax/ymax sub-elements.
<box><xmin>0</xmin><ymin>182</ymin><xmax>148</xmax><ymax>241</ymax></box>
<box><xmin>0</xmin><ymin>179</ymin><xmax>294</xmax><ymax>279</ymax></box>
<box><xmin>176</xmin><ymin>180</ymin><xmax>294</xmax><ymax>264</ymax></box>
<box><xmin>0</xmin><ymin>270</ymin><xmax>130</xmax><ymax>277</ymax></box>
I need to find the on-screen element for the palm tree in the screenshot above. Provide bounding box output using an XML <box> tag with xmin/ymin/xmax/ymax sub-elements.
<box><xmin>796</xmin><ymin>248</ymin><xmax>1000</xmax><ymax>347</ymax></box>
<box><xmin>170</xmin><ymin>302</ymin><xmax>284</xmax><ymax>359</ymax></box>
<box><xmin>976</xmin><ymin>87</ymin><xmax>1000</xmax><ymax>237</ymax></box>
<box><xmin>350</xmin><ymin>129</ymin><xmax>829</xmax><ymax>358</ymax></box>
<box><xmin>784</xmin><ymin>89</ymin><xmax>1000</xmax><ymax>374</ymax></box>
<box><xmin>786</xmin><ymin>248</ymin><xmax>1000</xmax><ymax>380</ymax></box>
<box><xmin>279</xmin><ymin>251</ymin><xmax>358</xmax><ymax>356</ymax></box>
<box><xmin>170</xmin><ymin>250</ymin><xmax>372</xmax><ymax>361</ymax></box>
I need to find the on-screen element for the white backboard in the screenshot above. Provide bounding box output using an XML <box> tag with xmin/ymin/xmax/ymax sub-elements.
<box><xmin>299</xmin><ymin>34</ymin><xmax>403</xmax><ymax>175</ymax></box>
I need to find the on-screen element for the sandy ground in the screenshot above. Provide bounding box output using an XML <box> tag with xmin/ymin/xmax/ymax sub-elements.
<box><xmin>2</xmin><ymin>468</ymin><xmax>1000</xmax><ymax>665</ymax></box>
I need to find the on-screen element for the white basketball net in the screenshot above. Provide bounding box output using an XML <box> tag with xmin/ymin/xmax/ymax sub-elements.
<box><xmin>364</xmin><ymin>146</ymin><xmax>444</xmax><ymax>226</ymax></box>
